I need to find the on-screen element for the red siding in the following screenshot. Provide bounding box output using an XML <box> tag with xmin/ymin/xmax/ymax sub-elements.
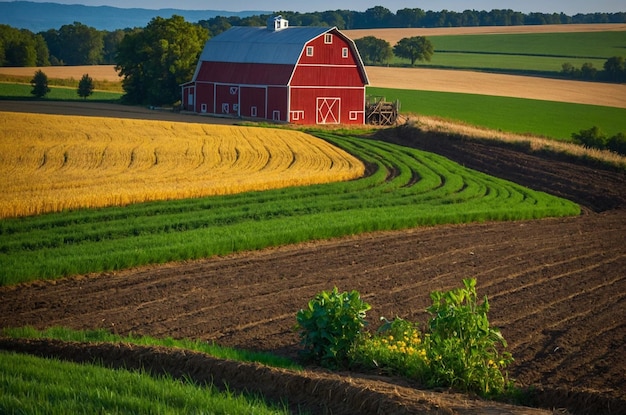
<box><xmin>291</xmin><ymin>65</ymin><xmax>365</xmax><ymax>87</ymax></box>
<box><xmin>240</xmin><ymin>86</ymin><xmax>267</xmax><ymax>119</ymax></box>
<box><xmin>195</xmin><ymin>83</ymin><xmax>214</xmax><ymax>114</ymax></box>
<box><xmin>196</xmin><ymin>62</ymin><xmax>294</xmax><ymax>85</ymax></box>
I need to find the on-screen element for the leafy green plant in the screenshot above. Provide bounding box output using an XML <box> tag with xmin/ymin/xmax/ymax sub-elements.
<box><xmin>352</xmin><ymin>279</ymin><xmax>513</xmax><ymax>396</ymax></box>
<box><xmin>296</xmin><ymin>287</ymin><xmax>371</xmax><ymax>368</ymax></box>
<box><xmin>425</xmin><ymin>278</ymin><xmax>513</xmax><ymax>395</ymax></box>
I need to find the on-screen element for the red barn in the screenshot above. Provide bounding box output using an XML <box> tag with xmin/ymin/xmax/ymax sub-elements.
<box><xmin>181</xmin><ymin>16</ymin><xmax>369</xmax><ymax>125</ymax></box>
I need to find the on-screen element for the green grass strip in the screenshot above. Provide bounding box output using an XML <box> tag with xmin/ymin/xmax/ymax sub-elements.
<box><xmin>0</xmin><ymin>82</ymin><xmax>123</xmax><ymax>101</ymax></box>
<box><xmin>1</xmin><ymin>326</ymin><xmax>301</xmax><ymax>371</ymax></box>
<box><xmin>0</xmin><ymin>133</ymin><xmax>580</xmax><ymax>286</ymax></box>
<box><xmin>0</xmin><ymin>351</ymin><xmax>291</xmax><ymax>415</ymax></box>
<box><xmin>368</xmin><ymin>86</ymin><xmax>626</xmax><ymax>140</ymax></box>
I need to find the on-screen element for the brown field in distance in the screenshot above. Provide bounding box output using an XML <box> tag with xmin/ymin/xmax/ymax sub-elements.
<box><xmin>344</xmin><ymin>23</ymin><xmax>626</xmax><ymax>43</ymax></box>
<box><xmin>0</xmin><ymin>65</ymin><xmax>121</xmax><ymax>81</ymax></box>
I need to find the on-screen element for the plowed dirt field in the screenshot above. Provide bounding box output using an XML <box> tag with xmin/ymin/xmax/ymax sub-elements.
<box><xmin>1</xmin><ymin>103</ymin><xmax>625</xmax><ymax>414</ymax></box>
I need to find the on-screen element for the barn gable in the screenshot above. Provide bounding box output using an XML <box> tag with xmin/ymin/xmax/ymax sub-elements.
<box><xmin>182</xmin><ymin>18</ymin><xmax>369</xmax><ymax>124</ymax></box>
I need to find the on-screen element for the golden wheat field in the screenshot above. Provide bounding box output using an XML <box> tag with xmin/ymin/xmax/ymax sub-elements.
<box><xmin>0</xmin><ymin>112</ymin><xmax>365</xmax><ymax>218</ymax></box>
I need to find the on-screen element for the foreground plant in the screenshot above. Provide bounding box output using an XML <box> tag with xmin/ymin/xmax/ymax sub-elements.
<box><xmin>347</xmin><ymin>279</ymin><xmax>513</xmax><ymax>396</ymax></box>
<box><xmin>425</xmin><ymin>278</ymin><xmax>513</xmax><ymax>395</ymax></box>
<box><xmin>295</xmin><ymin>287</ymin><xmax>370</xmax><ymax>368</ymax></box>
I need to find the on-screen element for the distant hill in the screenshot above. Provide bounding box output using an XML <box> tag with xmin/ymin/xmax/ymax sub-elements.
<box><xmin>0</xmin><ymin>1</ymin><xmax>270</xmax><ymax>32</ymax></box>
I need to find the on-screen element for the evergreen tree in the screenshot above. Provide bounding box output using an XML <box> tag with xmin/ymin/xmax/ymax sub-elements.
<box><xmin>30</xmin><ymin>70</ymin><xmax>50</xmax><ymax>98</ymax></box>
<box><xmin>77</xmin><ymin>73</ymin><xmax>94</xmax><ymax>99</ymax></box>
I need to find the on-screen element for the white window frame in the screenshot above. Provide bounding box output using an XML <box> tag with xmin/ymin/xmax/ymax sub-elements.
<box><xmin>306</xmin><ymin>46</ymin><xmax>314</xmax><ymax>57</ymax></box>
<box><xmin>200</xmin><ymin>103</ymin><xmax>207</xmax><ymax>113</ymax></box>
<box><xmin>324</xmin><ymin>33</ymin><xmax>332</xmax><ymax>44</ymax></box>
<box><xmin>272</xmin><ymin>110</ymin><xmax>281</xmax><ymax>121</ymax></box>
<box><xmin>290</xmin><ymin>110</ymin><xmax>305</xmax><ymax>121</ymax></box>
<box><xmin>251</xmin><ymin>106</ymin><xmax>257</xmax><ymax>117</ymax></box>
<box><xmin>349</xmin><ymin>111</ymin><xmax>359</xmax><ymax>121</ymax></box>
<box><xmin>342</xmin><ymin>47</ymin><xmax>349</xmax><ymax>58</ymax></box>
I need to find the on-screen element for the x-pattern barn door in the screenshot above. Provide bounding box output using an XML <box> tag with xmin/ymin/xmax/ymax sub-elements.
<box><xmin>316</xmin><ymin>97</ymin><xmax>340</xmax><ymax>124</ymax></box>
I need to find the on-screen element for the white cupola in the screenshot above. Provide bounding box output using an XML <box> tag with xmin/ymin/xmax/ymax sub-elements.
<box><xmin>267</xmin><ymin>15</ymin><xmax>289</xmax><ymax>31</ymax></box>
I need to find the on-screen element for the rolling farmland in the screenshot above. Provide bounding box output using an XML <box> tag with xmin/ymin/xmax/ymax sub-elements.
<box><xmin>2</xmin><ymin>23</ymin><xmax>626</xmax><ymax>415</ymax></box>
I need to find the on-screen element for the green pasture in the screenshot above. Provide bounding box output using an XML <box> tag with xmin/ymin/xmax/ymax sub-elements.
<box><xmin>0</xmin><ymin>351</ymin><xmax>292</xmax><ymax>415</ymax></box>
<box><xmin>392</xmin><ymin>31</ymin><xmax>626</xmax><ymax>74</ymax></box>
<box><xmin>0</xmin><ymin>132</ymin><xmax>579</xmax><ymax>286</ymax></box>
<box><xmin>368</xmin><ymin>86</ymin><xmax>626</xmax><ymax>140</ymax></box>
<box><xmin>0</xmin><ymin>82</ymin><xmax>123</xmax><ymax>101</ymax></box>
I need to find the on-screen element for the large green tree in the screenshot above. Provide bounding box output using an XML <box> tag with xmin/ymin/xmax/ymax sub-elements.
<box><xmin>354</xmin><ymin>36</ymin><xmax>392</xmax><ymax>65</ymax></box>
<box><xmin>115</xmin><ymin>15</ymin><xmax>208</xmax><ymax>106</ymax></box>
<box><xmin>0</xmin><ymin>25</ymin><xmax>49</xmax><ymax>66</ymax></box>
<box><xmin>42</xmin><ymin>22</ymin><xmax>103</xmax><ymax>65</ymax></box>
<box><xmin>393</xmin><ymin>36</ymin><xmax>434</xmax><ymax>66</ymax></box>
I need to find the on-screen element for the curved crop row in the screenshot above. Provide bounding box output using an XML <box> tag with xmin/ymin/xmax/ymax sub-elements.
<box><xmin>0</xmin><ymin>112</ymin><xmax>364</xmax><ymax>219</ymax></box>
<box><xmin>0</xmin><ymin>131</ymin><xmax>580</xmax><ymax>285</ymax></box>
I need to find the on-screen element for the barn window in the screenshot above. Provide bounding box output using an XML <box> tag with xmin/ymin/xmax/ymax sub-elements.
<box><xmin>324</xmin><ymin>34</ymin><xmax>332</xmax><ymax>44</ymax></box>
<box><xmin>251</xmin><ymin>106</ymin><xmax>257</xmax><ymax>117</ymax></box>
<box><xmin>306</xmin><ymin>46</ymin><xmax>314</xmax><ymax>57</ymax></box>
<box><xmin>342</xmin><ymin>47</ymin><xmax>348</xmax><ymax>58</ymax></box>
<box><xmin>273</xmin><ymin>110</ymin><xmax>281</xmax><ymax>121</ymax></box>
<box><xmin>349</xmin><ymin>111</ymin><xmax>359</xmax><ymax>121</ymax></box>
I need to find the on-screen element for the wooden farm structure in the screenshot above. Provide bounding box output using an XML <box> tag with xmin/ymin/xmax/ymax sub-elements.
<box><xmin>365</xmin><ymin>96</ymin><xmax>400</xmax><ymax>125</ymax></box>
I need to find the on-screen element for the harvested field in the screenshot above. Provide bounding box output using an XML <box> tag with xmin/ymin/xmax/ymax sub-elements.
<box><xmin>1</xmin><ymin>102</ymin><xmax>625</xmax><ymax>414</ymax></box>
<box><xmin>0</xmin><ymin>65</ymin><xmax>122</xmax><ymax>82</ymax></box>
<box><xmin>366</xmin><ymin>66</ymin><xmax>626</xmax><ymax>108</ymax></box>
<box><xmin>343</xmin><ymin>23</ymin><xmax>626</xmax><ymax>43</ymax></box>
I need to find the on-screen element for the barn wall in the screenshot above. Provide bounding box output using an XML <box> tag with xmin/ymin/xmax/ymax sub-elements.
<box><xmin>240</xmin><ymin>86</ymin><xmax>267</xmax><ymax>119</ymax></box>
<box><xmin>195</xmin><ymin>82</ymin><xmax>214</xmax><ymax>114</ymax></box>
<box><xmin>267</xmin><ymin>86</ymin><xmax>289</xmax><ymax>122</ymax></box>
<box><xmin>290</xmin><ymin>87</ymin><xmax>365</xmax><ymax>125</ymax></box>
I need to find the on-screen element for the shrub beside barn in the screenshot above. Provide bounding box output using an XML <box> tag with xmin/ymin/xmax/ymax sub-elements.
<box><xmin>181</xmin><ymin>16</ymin><xmax>369</xmax><ymax>125</ymax></box>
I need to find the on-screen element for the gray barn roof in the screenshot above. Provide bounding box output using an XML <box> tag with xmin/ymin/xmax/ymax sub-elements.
<box><xmin>197</xmin><ymin>26</ymin><xmax>335</xmax><ymax>65</ymax></box>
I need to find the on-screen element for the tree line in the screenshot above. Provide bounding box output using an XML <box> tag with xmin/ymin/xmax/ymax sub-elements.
<box><xmin>2</xmin><ymin>7</ymin><xmax>625</xmax><ymax>67</ymax></box>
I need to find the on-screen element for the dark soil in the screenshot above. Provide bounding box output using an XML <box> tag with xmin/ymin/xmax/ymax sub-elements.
<box><xmin>1</xmin><ymin>103</ymin><xmax>625</xmax><ymax>414</ymax></box>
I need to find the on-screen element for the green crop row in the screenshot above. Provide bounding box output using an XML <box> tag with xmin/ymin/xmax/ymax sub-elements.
<box><xmin>0</xmin><ymin>132</ymin><xmax>580</xmax><ymax>286</ymax></box>
<box><xmin>0</xmin><ymin>82</ymin><xmax>123</xmax><ymax>101</ymax></box>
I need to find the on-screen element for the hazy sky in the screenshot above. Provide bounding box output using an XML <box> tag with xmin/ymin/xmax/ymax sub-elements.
<box><xmin>3</xmin><ymin>0</ymin><xmax>624</xmax><ymax>14</ymax></box>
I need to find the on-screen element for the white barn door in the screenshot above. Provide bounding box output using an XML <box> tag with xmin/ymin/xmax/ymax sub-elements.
<box><xmin>316</xmin><ymin>97</ymin><xmax>340</xmax><ymax>124</ymax></box>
